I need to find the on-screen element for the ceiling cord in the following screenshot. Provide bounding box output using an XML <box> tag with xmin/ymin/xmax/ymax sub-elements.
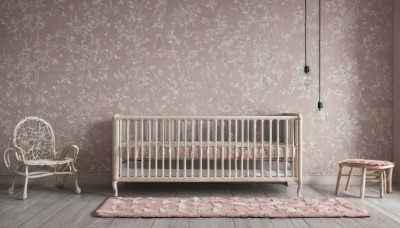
<box><xmin>318</xmin><ymin>0</ymin><xmax>323</xmax><ymax>110</ymax></box>
<box><xmin>304</xmin><ymin>0</ymin><xmax>309</xmax><ymax>74</ymax></box>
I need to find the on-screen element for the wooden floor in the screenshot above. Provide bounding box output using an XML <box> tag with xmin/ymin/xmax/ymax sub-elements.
<box><xmin>1</xmin><ymin>181</ymin><xmax>400</xmax><ymax>228</ymax></box>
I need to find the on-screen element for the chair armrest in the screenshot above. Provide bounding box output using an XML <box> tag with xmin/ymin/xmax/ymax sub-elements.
<box><xmin>57</xmin><ymin>144</ymin><xmax>79</xmax><ymax>161</ymax></box>
<box><xmin>4</xmin><ymin>147</ymin><xmax>25</xmax><ymax>168</ymax></box>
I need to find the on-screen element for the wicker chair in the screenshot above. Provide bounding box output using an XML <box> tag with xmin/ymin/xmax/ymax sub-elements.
<box><xmin>3</xmin><ymin>117</ymin><xmax>81</xmax><ymax>200</ymax></box>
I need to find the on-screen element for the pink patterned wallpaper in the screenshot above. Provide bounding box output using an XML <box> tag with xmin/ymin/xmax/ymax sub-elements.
<box><xmin>0</xmin><ymin>0</ymin><xmax>393</xmax><ymax>175</ymax></box>
<box><xmin>394</xmin><ymin>0</ymin><xmax>400</xmax><ymax>183</ymax></box>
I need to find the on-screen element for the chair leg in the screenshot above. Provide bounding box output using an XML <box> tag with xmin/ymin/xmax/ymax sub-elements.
<box><xmin>71</xmin><ymin>162</ymin><xmax>81</xmax><ymax>194</ymax></box>
<box><xmin>360</xmin><ymin>167</ymin><xmax>366</xmax><ymax>199</ymax></box>
<box><xmin>74</xmin><ymin>173</ymin><xmax>81</xmax><ymax>194</ymax></box>
<box><xmin>380</xmin><ymin>170</ymin><xmax>385</xmax><ymax>198</ymax></box>
<box><xmin>8</xmin><ymin>165</ymin><xmax>19</xmax><ymax>195</ymax></box>
<box><xmin>345</xmin><ymin>167</ymin><xmax>353</xmax><ymax>191</ymax></box>
<box><xmin>335</xmin><ymin>165</ymin><xmax>343</xmax><ymax>195</ymax></box>
<box><xmin>22</xmin><ymin>166</ymin><xmax>29</xmax><ymax>200</ymax></box>
<box><xmin>8</xmin><ymin>175</ymin><xmax>16</xmax><ymax>195</ymax></box>
<box><xmin>383</xmin><ymin>170</ymin><xmax>387</xmax><ymax>194</ymax></box>
<box><xmin>56</xmin><ymin>175</ymin><xmax>67</xmax><ymax>189</ymax></box>
<box><xmin>387</xmin><ymin>167</ymin><xmax>393</xmax><ymax>193</ymax></box>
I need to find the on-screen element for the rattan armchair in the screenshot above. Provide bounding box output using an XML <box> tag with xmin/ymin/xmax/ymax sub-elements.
<box><xmin>3</xmin><ymin>117</ymin><xmax>81</xmax><ymax>200</ymax></box>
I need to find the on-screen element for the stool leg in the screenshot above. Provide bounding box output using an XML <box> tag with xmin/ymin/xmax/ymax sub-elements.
<box><xmin>336</xmin><ymin>165</ymin><xmax>344</xmax><ymax>195</ymax></box>
<box><xmin>345</xmin><ymin>167</ymin><xmax>353</xmax><ymax>191</ymax></box>
<box><xmin>360</xmin><ymin>167</ymin><xmax>366</xmax><ymax>199</ymax></box>
<box><xmin>383</xmin><ymin>170</ymin><xmax>387</xmax><ymax>194</ymax></box>
<box><xmin>380</xmin><ymin>170</ymin><xmax>384</xmax><ymax>198</ymax></box>
<box><xmin>387</xmin><ymin>167</ymin><xmax>393</xmax><ymax>193</ymax></box>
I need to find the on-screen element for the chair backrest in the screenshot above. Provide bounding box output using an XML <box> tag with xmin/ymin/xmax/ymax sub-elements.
<box><xmin>13</xmin><ymin>117</ymin><xmax>56</xmax><ymax>160</ymax></box>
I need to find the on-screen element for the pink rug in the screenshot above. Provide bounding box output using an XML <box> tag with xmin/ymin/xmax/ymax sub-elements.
<box><xmin>95</xmin><ymin>197</ymin><xmax>370</xmax><ymax>218</ymax></box>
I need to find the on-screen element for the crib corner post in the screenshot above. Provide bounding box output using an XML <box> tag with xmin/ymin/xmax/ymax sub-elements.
<box><xmin>112</xmin><ymin>180</ymin><xmax>118</xmax><ymax>197</ymax></box>
<box><xmin>112</xmin><ymin>115</ymin><xmax>120</xmax><ymax>196</ymax></box>
<box><xmin>297</xmin><ymin>113</ymin><xmax>303</xmax><ymax>197</ymax></box>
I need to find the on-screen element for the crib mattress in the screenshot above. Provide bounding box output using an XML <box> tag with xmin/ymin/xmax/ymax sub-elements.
<box><xmin>122</xmin><ymin>141</ymin><xmax>296</xmax><ymax>160</ymax></box>
<box><xmin>120</xmin><ymin>165</ymin><xmax>294</xmax><ymax>178</ymax></box>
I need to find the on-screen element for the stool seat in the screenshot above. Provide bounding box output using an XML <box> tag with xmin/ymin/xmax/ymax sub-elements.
<box><xmin>340</xmin><ymin>159</ymin><xmax>394</xmax><ymax>167</ymax></box>
<box><xmin>335</xmin><ymin>159</ymin><xmax>394</xmax><ymax>199</ymax></box>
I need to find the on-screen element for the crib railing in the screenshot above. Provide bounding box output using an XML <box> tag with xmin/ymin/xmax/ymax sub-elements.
<box><xmin>112</xmin><ymin>114</ymin><xmax>302</xmax><ymax>197</ymax></box>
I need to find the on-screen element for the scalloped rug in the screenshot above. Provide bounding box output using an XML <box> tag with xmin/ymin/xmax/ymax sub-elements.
<box><xmin>95</xmin><ymin>197</ymin><xmax>370</xmax><ymax>218</ymax></box>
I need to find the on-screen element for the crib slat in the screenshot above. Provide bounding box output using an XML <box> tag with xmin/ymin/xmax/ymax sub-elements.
<box><xmin>155</xmin><ymin>120</ymin><xmax>158</xmax><ymax>177</ymax></box>
<box><xmin>247</xmin><ymin>120</ymin><xmax>250</xmax><ymax>177</ymax></box>
<box><xmin>141</xmin><ymin>120</ymin><xmax>144</xmax><ymax>177</ymax></box>
<box><xmin>228</xmin><ymin>120</ymin><xmax>231</xmax><ymax>177</ymax></box>
<box><xmin>276</xmin><ymin>120</ymin><xmax>280</xmax><ymax>177</ymax></box>
<box><xmin>162</xmin><ymin>120</ymin><xmax>165</xmax><ymax>178</ymax></box>
<box><xmin>214</xmin><ymin>120</ymin><xmax>217</xmax><ymax>177</ymax></box>
<box><xmin>292</xmin><ymin>120</ymin><xmax>295</xmax><ymax>177</ymax></box>
<box><xmin>148</xmin><ymin>121</ymin><xmax>151</xmax><ymax>177</ymax></box>
<box><xmin>132</xmin><ymin>121</ymin><xmax>136</xmax><ymax>177</ymax></box>
<box><xmin>191</xmin><ymin>119</ymin><xmax>194</xmax><ymax>177</ymax></box>
<box><xmin>253</xmin><ymin>120</ymin><xmax>256</xmax><ymax>177</ymax></box>
<box><xmin>177</xmin><ymin>120</ymin><xmax>180</xmax><ymax>177</ymax></box>
<box><xmin>200</xmin><ymin>120</ymin><xmax>203</xmax><ymax>178</ymax></box>
<box><xmin>235</xmin><ymin>120</ymin><xmax>238</xmax><ymax>177</ymax></box>
<box><xmin>269</xmin><ymin>120</ymin><xmax>272</xmax><ymax>178</ymax></box>
<box><xmin>261</xmin><ymin>120</ymin><xmax>264</xmax><ymax>178</ymax></box>
<box><xmin>184</xmin><ymin>120</ymin><xmax>187</xmax><ymax>178</ymax></box>
<box><xmin>285</xmin><ymin>120</ymin><xmax>288</xmax><ymax>178</ymax></box>
<box><xmin>169</xmin><ymin>119</ymin><xmax>172</xmax><ymax>178</ymax></box>
<box><xmin>207</xmin><ymin>120</ymin><xmax>210</xmax><ymax>178</ymax></box>
<box><xmin>221</xmin><ymin>120</ymin><xmax>224</xmax><ymax>177</ymax></box>
<box><xmin>241</xmin><ymin>120</ymin><xmax>244</xmax><ymax>178</ymax></box>
<box><xmin>126</xmin><ymin>120</ymin><xmax>130</xmax><ymax>178</ymax></box>
<box><xmin>119</xmin><ymin>120</ymin><xmax>122</xmax><ymax>178</ymax></box>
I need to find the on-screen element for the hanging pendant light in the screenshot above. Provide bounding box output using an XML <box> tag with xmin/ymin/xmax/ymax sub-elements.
<box><xmin>317</xmin><ymin>0</ymin><xmax>325</xmax><ymax>121</ymax></box>
<box><xmin>303</xmin><ymin>0</ymin><xmax>311</xmax><ymax>88</ymax></box>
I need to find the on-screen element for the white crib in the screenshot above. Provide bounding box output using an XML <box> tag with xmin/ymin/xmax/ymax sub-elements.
<box><xmin>112</xmin><ymin>114</ymin><xmax>303</xmax><ymax>197</ymax></box>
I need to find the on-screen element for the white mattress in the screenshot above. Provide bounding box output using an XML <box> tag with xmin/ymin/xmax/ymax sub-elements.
<box><xmin>120</xmin><ymin>162</ymin><xmax>294</xmax><ymax>178</ymax></box>
<box><xmin>121</xmin><ymin>141</ymin><xmax>296</xmax><ymax>160</ymax></box>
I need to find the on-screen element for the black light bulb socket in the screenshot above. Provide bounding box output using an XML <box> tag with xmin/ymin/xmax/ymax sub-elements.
<box><xmin>304</xmin><ymin>65</ymin><xmax>310</xmax><ymax>74</ymax></box>
<box><xmin>318</xmin><ymin>101</ymin><xmax>324</xmax><ymax>110</ymax></box>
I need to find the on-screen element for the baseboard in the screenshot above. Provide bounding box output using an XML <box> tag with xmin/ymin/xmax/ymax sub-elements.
<box><xmin>0</xmin><ymin>174</ymin><xmax>345</xmax><ymax>186</ymax></box>
<box><xmin>0</xmin><ymin>174</ymin><xmax>112</xmax><ymax>186</ymax></box>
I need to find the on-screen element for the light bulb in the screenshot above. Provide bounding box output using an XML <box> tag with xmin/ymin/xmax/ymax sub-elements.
<box><xmin>304</xmin><ymin>74</ymin><xmax>312</xmax><ymax>87</ymax></box>
<box><xmin>317</xmin><ymin>101</ymin><xmax>325</xmax><ymax>122</ymax></box>
<box><xmin>317</xmin><ymin>109</ymin><xmax>325</xmax><ymax>122</ymax></box>
<box><xmin>303</xmin><ymin>66</ymin><xmax>312</xmax><ymax>89</ymax></box>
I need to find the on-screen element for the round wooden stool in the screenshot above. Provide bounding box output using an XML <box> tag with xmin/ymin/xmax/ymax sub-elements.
<box><xmin>335</xmin><ymin>159</ymin><xmax>394</xmax><ymax>198</ymax></box>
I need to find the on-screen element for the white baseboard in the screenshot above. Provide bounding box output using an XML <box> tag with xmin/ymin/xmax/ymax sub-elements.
<box><xmin>0</xmin><ymin>174</ymin><xmax>112</xmax><ymax>186</ymax></box>
<box><xmin>0</xmin><ymin>174</ymin><xmax>345</xmax><ymax>186</ymax></box>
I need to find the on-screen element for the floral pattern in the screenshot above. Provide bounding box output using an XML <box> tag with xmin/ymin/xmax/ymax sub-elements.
<box><xmin>95</xmin><ymin>197</ymin><xmax>370</xmax><ymax>218</ymax></box>
<box><xmin>0</xmin><ymin>0</ymin><xmax>392</xmax><ymax>174</ymax></box>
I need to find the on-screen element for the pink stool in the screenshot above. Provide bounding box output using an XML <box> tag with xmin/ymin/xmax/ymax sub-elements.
<box><xmin>335</xmin><ymin>159</ymin><xmax>394</xmax><ymax>198</ymax></box>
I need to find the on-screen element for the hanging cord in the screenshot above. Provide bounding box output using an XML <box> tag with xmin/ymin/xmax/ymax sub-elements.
<box><xmin>318</xmin><ymin>0</ymin><xmax>323</xmax><ymax>110</ymax></box>
<box><xmin>304</xmin><ymin>0</ymin><xmax>309</xmax><ymax>73</ymax></box>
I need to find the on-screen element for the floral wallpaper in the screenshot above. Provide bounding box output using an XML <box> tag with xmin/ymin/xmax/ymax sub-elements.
<box><xmin>0</xmin><ymin>0</ymin><xmax>393</xmax><ymax>175</ymax></box>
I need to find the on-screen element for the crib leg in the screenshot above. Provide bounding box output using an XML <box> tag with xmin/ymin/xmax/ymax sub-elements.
<box><xmin>112</xmin><ymin>181</ymin><xmax>118</xmax><ymax>197</ymax></box>
<box><xmin>297</xmin><ymin>181</ymin><xmax>302</xmax><ymax>197</ymax></box>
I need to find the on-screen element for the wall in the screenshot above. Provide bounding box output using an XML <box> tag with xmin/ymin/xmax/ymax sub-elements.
<box><xmin>0</xmin><ymin>0</ymin><xmax>393</xmax><ymax>175</ymax></box>
<box><xmin>394</xmin><ymin>0</ymin><xmax>400</xmax><ymax>183</ymax></box>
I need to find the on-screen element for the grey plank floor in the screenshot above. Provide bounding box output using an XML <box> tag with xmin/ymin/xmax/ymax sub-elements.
<box><xmin>0</xmin><ymin>181</ymin><xmax>400</xmax><ymax>228</ymax></box>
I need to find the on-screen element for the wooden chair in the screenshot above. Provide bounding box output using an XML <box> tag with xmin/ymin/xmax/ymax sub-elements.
<box><xmin>3</xmin><ymin>117</ymin><xmax>81</xmax><ymax>200</ymax></box>
<box><xmin>335</xmin><ymin>159</ymin><xmax>394</xmax><ymax>198</ymax></box>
